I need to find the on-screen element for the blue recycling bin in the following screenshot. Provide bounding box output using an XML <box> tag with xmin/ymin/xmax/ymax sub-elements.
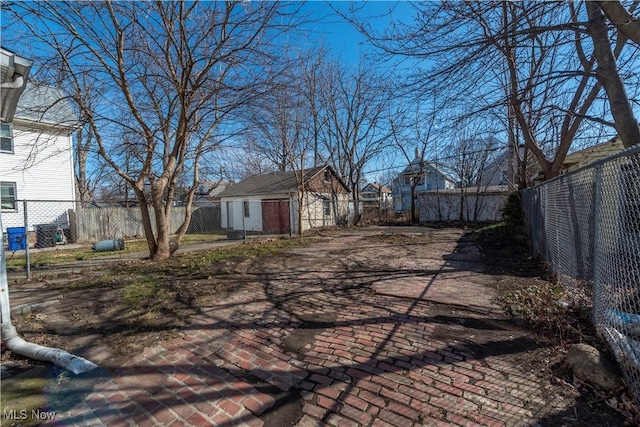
<box><xmin>7</xmin><ymin>227</ymin><xmax>27</xmax><ymax>251</ymax></box>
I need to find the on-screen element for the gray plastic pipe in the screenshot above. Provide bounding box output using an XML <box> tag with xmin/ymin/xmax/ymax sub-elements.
<box><xmin>0</xmin><ymin>75</ymin><xmax>24</xmax><ymax>89</ymax></box>
<box><xmin>1</xmin><ymin>216</ymin><xmax>97</xmax><ymax>375</ymax></box>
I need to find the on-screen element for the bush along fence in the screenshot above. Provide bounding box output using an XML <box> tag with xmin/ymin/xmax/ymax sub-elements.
<box><xmin>521</xmin><ymin>144</ymin><xmax>640</xmax><ymax>405</ymax></box>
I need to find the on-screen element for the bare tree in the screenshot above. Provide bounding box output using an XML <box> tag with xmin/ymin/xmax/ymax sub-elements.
<box><xmin>389</xmin><ymin>100</ymin><xmax>440</xmax><ymax>224</ymax></box>
<box><xmin>240</xmin><ymin>47</ymin><xmax>323</xmax><ymax>234</ymax></box>
<box><xmin>444</xmin><ymin>124</ymin><xmax>500</xmax><ymax>222</ymax></box>
<box><xmin>342</xmin><ymin>1</ymin><xmax>640</xmax><ymax>182</ymax></box>
<box><xmin>322</xmin><ymin>63</ymin><xmax>393</xmax><ymax>224</ymax></box>
<box><xmin>586</xmin><ymin>1</ymin><xmax>640</xmax><ymax>148</ymax></box>
<box><xmin>597</xmin><ymin>1</ymin><xmax>640</xmax><ymax>45</ymax></box>
<box><xmin>8</xmin><ymin>1</ymin><xmax>299</xmax><ymax>259</ymax></box>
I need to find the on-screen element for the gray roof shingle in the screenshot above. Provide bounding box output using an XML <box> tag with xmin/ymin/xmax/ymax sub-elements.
<box><xmin>219</xmin><ymin>166</ymin><xmax>336</xmax><ymax>198</ymax></box>
<box><xmin>14</xmin><ymin>83</ymin><xmax>77</xmax><ymax>128</ymax></box>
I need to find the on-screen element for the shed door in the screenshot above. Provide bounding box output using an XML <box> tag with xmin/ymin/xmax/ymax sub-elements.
<box><xmin>262</xmin><ymin>199</ymin><xmax>290</xmax><ymax>234</ymax></box>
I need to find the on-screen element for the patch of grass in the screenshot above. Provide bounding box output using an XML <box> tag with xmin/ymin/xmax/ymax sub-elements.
<box><xmin>57</xmin><ymin>274</ymin><xmax>124</xmax><ymax>291</ymax></box>
<box><xmin>163</xmin><ymin>237</ymin><xmax>309</xmax><ymax>272</ymax></box>
<box><xmin>0</xmin><ymin>367</ymin><xmax>50</xmax><ymax>427</ymax></box>
<box><xmin>477</xmin><ymin>221</ymin><xmax>526</xmax><ymax>241</ymax></box>
<box><xmin>4</xmin><ymin>233</ymin><xmax>227</xmax><ymax>269</ymax></box>
<box><xmin>121</xmin><ymin>278</ymin><xmax>163</xmax><ymax>308</ymax></box>
<box><xmin>37</xmin><ymin>236</ymin><xmax>311</xmax><ymax>332</ymax></box>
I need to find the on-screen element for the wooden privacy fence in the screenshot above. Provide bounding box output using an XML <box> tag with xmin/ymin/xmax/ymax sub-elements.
<box><xmin>69</xmin><ymin>205</ymin><xmax>221</xmax><ymax>243</ymax></box>
<box><xmin>418</xmin><ymin>189</ymin><xmax>510</xmax><ymax>222</ymax></box>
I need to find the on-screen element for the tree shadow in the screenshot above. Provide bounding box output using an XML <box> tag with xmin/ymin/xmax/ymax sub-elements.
<box><xmin>7</xmin><ymin>226</ymin><xmax>631</xmax><ymax>426</ymax></box>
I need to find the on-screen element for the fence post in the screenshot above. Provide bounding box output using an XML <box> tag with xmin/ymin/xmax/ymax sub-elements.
<box><xmin>591</xmin><ymin>164</ymin><xmax>605</xmax><ymax>325</ymax></box>
<box><xmin>22</xmin><ymin>200</ymin><xmax>31</xmax><ymax>280</ymax></box>
<box><xmin>68</xmin><ymin>208</ymin><xmax>77</xmax><ymax>243</ymax></box>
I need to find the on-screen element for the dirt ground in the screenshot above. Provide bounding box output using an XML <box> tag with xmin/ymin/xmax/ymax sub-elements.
<box><xmin>2</xmin><ymin>226</ymin><xmax>637</xmax><ymax>426</ymax></box>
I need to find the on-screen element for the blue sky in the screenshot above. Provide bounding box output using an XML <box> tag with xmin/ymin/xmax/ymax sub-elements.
<box><xmin>298</xmin><ymin>1</ymin><xmax>416</xmax><ymax>64</ymax></box>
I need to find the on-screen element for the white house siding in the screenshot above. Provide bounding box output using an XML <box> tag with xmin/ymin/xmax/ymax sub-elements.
<box><xmin>418</xmin><ymin>191</ymin><xmax>509</xmax><ymax>222</ymax></box>
<box><xmin>300</xmin><ymin>192</ymin><xmax>348</xmax><ymax>232</ymax></box>
<box><xmin>1</xmin><ymin>123</ymin><xmax>76</xmax><ymax>231</ymax></box>
<box><xmin>221</xmin><ymin>198</ymin><xmax>263</xmax><ymax>232</ymax></box>
<box><xmin>221</xmin><ymin>192</ymin><xmax>348</xmax><ymax>234</ymax></box>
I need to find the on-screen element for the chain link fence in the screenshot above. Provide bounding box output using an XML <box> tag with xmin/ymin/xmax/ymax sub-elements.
<box><xmin>2</xmin><ymin>200</ymin><xmax>225</xmax><ymax>278</ymax></box>
<box><xmin>521</xmin><ymin>144</ymin><xmax>640</xmax><ymax>405</ymax></box>
<box><xmin>3</xmin><ymin>196</ymin><xmax>350</xmax><ymax>278</ymax></box>
<box><xmin>2</xmin><ymin>200</ymin><xmax>223</xmax><ymax>243</ymax></box>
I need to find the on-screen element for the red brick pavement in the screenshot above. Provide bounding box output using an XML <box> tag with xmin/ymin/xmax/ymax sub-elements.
<box><xmin>44</xmin><ymin>229</ymin><xmax>567</xmax><ymax>426</ymax></box>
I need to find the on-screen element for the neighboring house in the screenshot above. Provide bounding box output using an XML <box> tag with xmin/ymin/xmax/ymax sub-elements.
<box><xmin>219</xmin><ymin>166</ymin><xmax>349</xmax><ymax>234</ymax></box>
<box><xmin>360</xmin><ymin>182</ymin><xmax>392</xmax><ymax>209</ymax></box>
<box><xmin>193</xmin><ymin>181</ymin><xmax>228</xmax><ymax>207</ymax></box>
<box><xmin>560</xmin><ymin>136</ymin><xmax>624</xmax><ymax>174</ymax></box>
<box><xmin>531</xmin><ymin>136</ymin><xmax>624</xmax><ymax>184</ymax></box>
<box><xmin>1</xmin><ymin>51</ymin><xmax>78</xmax><ymax>232</ymax></box>
<box><xmin>392</xmin><ymin>153</ymin><xmax>456</xmax><ymax>213</ymax></box>
<box><xmin>479</xmin><ymin>148</ymin><xmax>517</xmax><ymax>188</ymax></box>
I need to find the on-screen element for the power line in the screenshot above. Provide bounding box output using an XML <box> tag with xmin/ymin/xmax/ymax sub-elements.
<box><xmin>360</xmin><ymin>144</ymin><xmax>510</xmax><ymax>177</ymax></box>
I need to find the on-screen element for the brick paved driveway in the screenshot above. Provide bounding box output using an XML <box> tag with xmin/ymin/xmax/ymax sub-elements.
<box><xmin>46</xmin><ymin>227</ymin><xmax>568</xmax><ymax>426</ymax></box>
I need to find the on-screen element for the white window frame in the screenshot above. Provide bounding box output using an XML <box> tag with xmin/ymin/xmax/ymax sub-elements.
<box><xmin>323</xmin><ymin>199</ymin><xmax>331</xmax><ymax>216</ymax></box>
<box><xmin>1</xmin><ymin>123</ymin><xmax>14</xmax><ymax>154</ymax></box>
<box><xmin>1</xmin><ymin>181</ymin><xmax>18</xmax><ymax>211</ymax></box>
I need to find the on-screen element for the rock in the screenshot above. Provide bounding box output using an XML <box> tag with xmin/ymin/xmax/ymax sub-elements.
<box><xmin>566</xmin><ymin>343</ymin><xmax>623</xmax><ymax>390</ymax></box>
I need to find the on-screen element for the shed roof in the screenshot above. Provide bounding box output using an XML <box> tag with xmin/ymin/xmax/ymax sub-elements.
<box><xmin>219</xmin><ymin>166</ymin><xmax>347</xmax><ymax>198</ymax></box>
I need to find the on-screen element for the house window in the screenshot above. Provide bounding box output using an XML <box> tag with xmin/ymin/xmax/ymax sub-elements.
<box><xmin>324</xmin><ymin>170</ymin><xmax>331</xmax><ymax>183</ymax></box>
<box><xmin>1</xmin><ymin>182</ymin><xmax>17</xmax><ymax>211</ymax></box>
<box><xmin>1</xmin><ymin>123</ymin><xmax>13</xmax><ymax>153</ymax></box>
<box><xmin>405</xmin><ymin>175</ymin><xmax>423</xmax><ymax>186</ymax></box>
<box><xmin>243</xmin><ymin>200</ymin><xmax>250</xmax><ymax>218</ymax></box>
<box><xmin>323</xmin><ymin>200</ymin><xmax>331</xmax><ymax>216</ymax></box>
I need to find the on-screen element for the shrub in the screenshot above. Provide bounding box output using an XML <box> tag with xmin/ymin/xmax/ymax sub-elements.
<box><xmin>502</xmin><ymin>192</ymin><xmax>524</xmax><ymax>227</ymax></box>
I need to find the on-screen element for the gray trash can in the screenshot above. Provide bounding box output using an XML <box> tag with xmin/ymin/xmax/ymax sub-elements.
<box><xmin>35</xmin><ymin>224</ymin><xmax>57</xmax><ymax>248</ymax></box>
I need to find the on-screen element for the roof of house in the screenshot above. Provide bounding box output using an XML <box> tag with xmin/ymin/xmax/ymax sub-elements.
<box><xmin>218</xmin><ymin>166</ymin><xmax>347</xmax><ymax>198</ymax></box>
<box><xmin>361</xmin><ymin>182</ymin><xmax>391</xmax><ymax>193</ymax></box>
<box><xmin>196</xmin><ymin>181</ymin><xmax>229</xmax><ymax>197</ymax></box>
<box><xmin>399</xmin><ymin>156</ymin><xmax>456</xmax><ymax>183</ymax></box>
<box><xmin>14</xmin><ymin>83</ymin><xmax>78</xmax><ymax>128</ymax></box>
<box><xmin>562</xmin><ymin>136</ymin><xmax>623</xmax><ymax>170</ymax></box>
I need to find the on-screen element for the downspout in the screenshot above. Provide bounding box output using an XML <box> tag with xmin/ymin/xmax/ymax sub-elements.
<box><xmin>1</xmin><ymin>75</ymin><xmax>24</xmax><ymax>89</ymax></box>
<box><xmin>1</xmin><ymin>216</ymin><xmax>97</xmax><ymax>375</ymax></box>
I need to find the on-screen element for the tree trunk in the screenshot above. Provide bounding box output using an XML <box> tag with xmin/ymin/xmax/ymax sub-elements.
<box><xmin>587</xmin><ymin>2</ymin><xmax>640</xmax><ymax>149</ymax></box>
<box><xmin>596</xmin><ymin>1</ymin><xmax>640</xmax><ymax>45</ymax></box>
<box><xmin>297</xmin><ymin>191</ymin><xmax>304</xmax><ymax>236</ymax></box>
<box><xmin>134</xmin><ymin>187</ymin><xmax>157</xmax><ymax>257</ymax></box>
<box><xmin>410</xmin><ymin>183</ymin><xmax>418</xmax><ymax>224</ymax></box>
<box><xmin>150</xmin><ymin>184</ymin><xmax>171</xmax><ymax>261</ymax></box>
<box><xmin>352</xmin><ymin>183</ymin><xmax>362</xmax><ymax>225</ymax></box>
